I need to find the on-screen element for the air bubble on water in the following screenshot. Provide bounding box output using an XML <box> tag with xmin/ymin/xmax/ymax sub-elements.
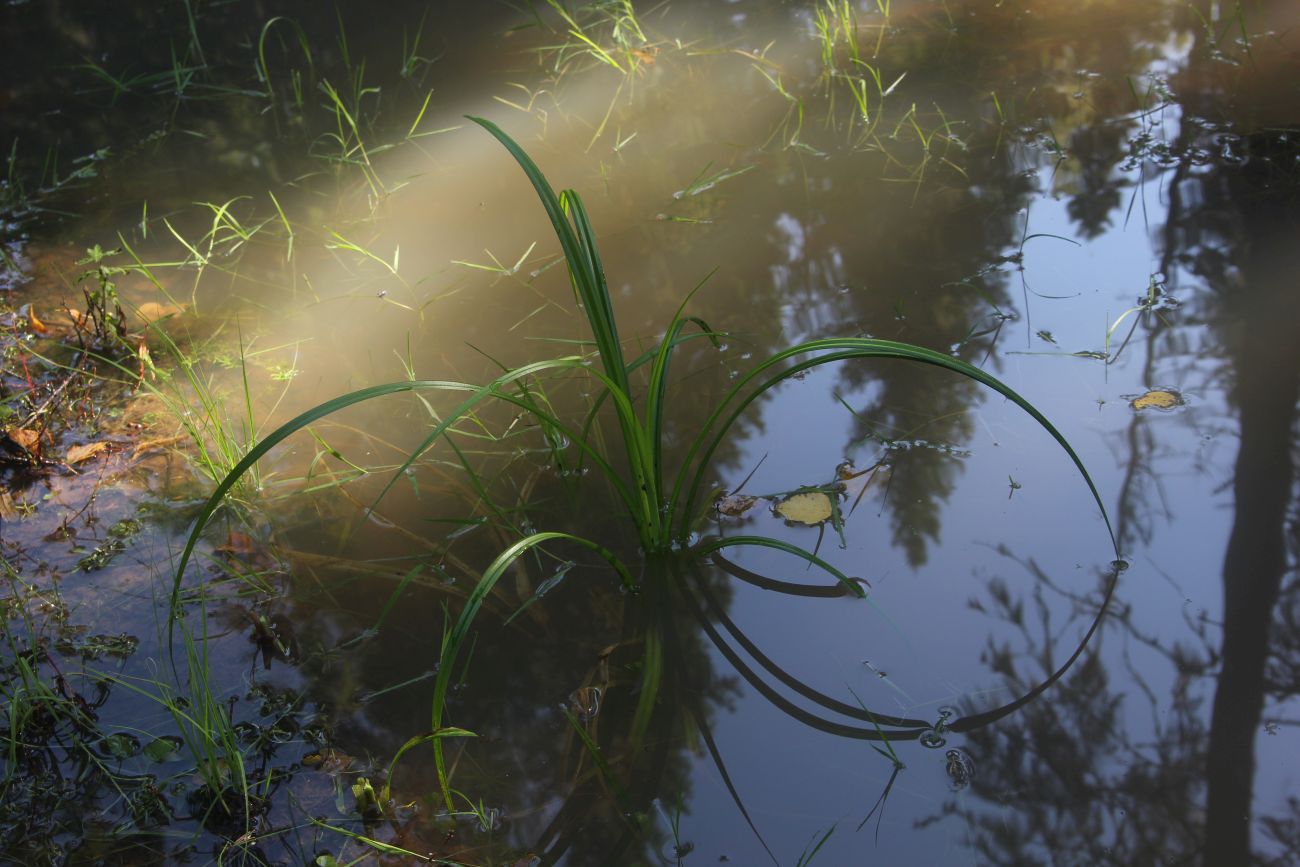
<box><xmin>568</xmin><ymin>687</ymin><xmax>602</xmax><ymax>721</ymax></box>
<box><xmin>919</xmin><ymin>729</ymin><xmax>947</xmax><ymax>749</ymax></box>
<box><xmin>837</xmin><ymin>284</ymin><xmax>851</xmax><ymax>294</ymax></box>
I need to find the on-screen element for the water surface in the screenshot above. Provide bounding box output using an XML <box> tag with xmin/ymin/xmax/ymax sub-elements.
<box><xmin>2</xmin><ymin>1</ymin><xmax>1298</xmax><ymax>864</ymax></box>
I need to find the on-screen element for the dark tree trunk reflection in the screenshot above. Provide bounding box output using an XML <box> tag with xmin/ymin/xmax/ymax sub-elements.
<box><xmin>1202</xmin><ymin>132</ymin><xmax>1300</xmax><ymax>864</ymax></box>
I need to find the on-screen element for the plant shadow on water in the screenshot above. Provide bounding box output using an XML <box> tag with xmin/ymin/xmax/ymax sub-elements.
<box><xmin>171</xmin><ymin>118</ymin><xmax>1120</xmax><ymax>863</ymax></box>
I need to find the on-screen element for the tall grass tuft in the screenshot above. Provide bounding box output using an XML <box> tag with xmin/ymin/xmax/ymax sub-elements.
<box><xmin>171</xmin><ymin>117</ymin><xmax>1119</xmax><ymax>808</ymax></box>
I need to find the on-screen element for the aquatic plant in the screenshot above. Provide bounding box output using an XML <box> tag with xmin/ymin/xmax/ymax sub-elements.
<box><xmin>534</xmin><ymin>0</ymin><xmax>649</xmax><ymax>76</ymax></box>
<box><xmin>171</xmin><ymin>117</ymin><xmax>1119</xmax><ymax>810</ymax></box>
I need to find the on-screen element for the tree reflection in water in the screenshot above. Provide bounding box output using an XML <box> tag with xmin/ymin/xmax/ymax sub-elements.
<box><xmin>920</xmin><ymin>4</ymin><xmax>1300</xmax><ymax>863</ymax></box>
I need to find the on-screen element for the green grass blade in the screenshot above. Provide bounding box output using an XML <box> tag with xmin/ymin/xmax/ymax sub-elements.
<box><xmin>429</xmin><ymin>532</ymin><xmax>633</xmax><ymax>808</ymax></box>
<box><xmin>796</xmin><ymin>825</ymin><xmax>836</xmax><ymax>866</ymax></box>
<box><xmin>169</xmin><ymin>359</ymin><xmax>632</xmax><ymax>639</ymax></box>
<box><xmin>380</xmin><ymin>727</ymin><xmax>475</xmax><ymax>804</ymax></box>
<box><xmin>357</xmin><ymin>359</ymin><xmax>652</xmax><ymax>543</ymax></box>
<box><xmin>630</xmin><ymin>623</ymin><xmax>662</xmax><ymax>746</ymax></box>
<box><xmin>466</xmin><ymin>117</ymin><xmax>600</xmax><ymax>335</ymax></box>
<box><xmin>468</xmin><ymin>117</ymin><xmax>660</xmax><ymax>538</ymax></box>
<box><xmin>695</xmin><ymin>535</ymin><xmax>865</xmax><ymax>598</ymax></box>
<box><xmin>645</xmin><ymin>268</ymin><xmax>719</xmax><ymax>510</ymax></box>
<box><xmin>671</xmin><ymin>338</ymin><xmax>1118</xmax><ymax>557</ymax></box>
<box><xmin>560</xmin><ymin>706</ymin><xmax>639</xmax><ymax>820</ymax></box>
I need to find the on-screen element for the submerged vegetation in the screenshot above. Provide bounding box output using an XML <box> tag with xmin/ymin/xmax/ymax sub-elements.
<box><xmin>2</xmin><ymin>0</ymin><xmax>1295</xmax><ymax>863</ymax></box>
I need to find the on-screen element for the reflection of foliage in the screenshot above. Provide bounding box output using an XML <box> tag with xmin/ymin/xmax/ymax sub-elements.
<box><xmin>1267</xmin><ymin>576</ymin><xmax>1300</xmax><ymax>699</ymax></box>
<box><xmin>938</xmin><ymin>553</ymin><xmax>1207</xmax><ymax>865</ymax></box>
<box><xmin>938</xmin><ymin>4</ymin><xmax>1300</xmax><ymax>863</ymax></box>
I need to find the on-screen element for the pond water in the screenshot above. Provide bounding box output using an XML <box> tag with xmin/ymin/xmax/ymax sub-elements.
<box><xmin>2</xmin><ymin>1</ymin><xmax>1298</xmax><ymax>864</ymax></box>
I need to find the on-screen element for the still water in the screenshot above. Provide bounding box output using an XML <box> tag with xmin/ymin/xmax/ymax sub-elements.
<box><xmin>2</xmin><ymin>0</ymin><xmax>1298</xmax><ymax>864</ymax></box>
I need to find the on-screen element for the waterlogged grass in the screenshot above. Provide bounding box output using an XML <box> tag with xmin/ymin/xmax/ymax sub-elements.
<box><xmin>171</xmin><ymin>119</ymin><xmax>1120</xmax><ymax>819</ymax></box>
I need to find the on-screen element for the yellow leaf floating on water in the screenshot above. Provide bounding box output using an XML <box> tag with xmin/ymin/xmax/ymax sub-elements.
<box><xmin>1129</xmin><ymin>389</ymin><xmax>1184</xmax><ymax>411</ymax></box>
<box><xmin>775</xmin><ymin>491</ymin><xmax>834</xmax><ymax>525</ymax></box>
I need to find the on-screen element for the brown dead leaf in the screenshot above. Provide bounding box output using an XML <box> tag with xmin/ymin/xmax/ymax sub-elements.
<box><xmin>218</xmin><ymin>532</ymin><xmax>258</xmax><ymax>557</ymax></box>
<box><xmin>0</xmin><ymin>489</ymin><xmax>17</xmax><ymax>520</ymax></box>
<box><xmin>27</xmin><ymin>307</ymin><xmax>49</xmax><ymax>334</ymax></box>
<box><xmin>46</xmin><ymin>307</ymin><xmax>87</xmax><ymax>331</ymax></box>
<box><xmin>130</xmin><ymin>434</ymin><xmax>186</xmax><ymax>459</ymax></box>
<box><xmin>716</xmin><ymin>493</ymin><xmax>758</xmax><ymax>517</ymax></box>
<box><xmin>66</xmin><ymin>441</ymin><xmax>110</xmax><ymax>465</ymax></box>
<box><xmin>135</xmin><ymin>302</ymin><xmax>186</xmax><ymax>324</ymax></box>
<box><xmin>136</xmin><ymin>339</ymin><xmax>155</xmax><ymax>381</ymax></box>
<box><xmin>8</xmin><ymin>428</ymin><xmax>41</xmax><ymax>456</ymax></box>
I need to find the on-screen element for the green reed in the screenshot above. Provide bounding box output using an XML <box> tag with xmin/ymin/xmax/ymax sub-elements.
<box><xmin>171</xmin><ymin>117</ymin><xmax>1118</xmax><ymax>810</ymax></box>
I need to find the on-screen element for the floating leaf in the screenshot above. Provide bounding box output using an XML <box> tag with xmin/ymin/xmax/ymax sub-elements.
<box><xmin>99</xmin><ymin>733</ymin><xmax>141</xmax><ymax>759</ymax></box>
<box><xmin>775</xmin><ymin>491</ymin><xmax>834</xmax><ymax>525</ymax></box>
<box><xmin>302</xmin><ymin>747</ymin><xmax>354</xmax><ymax>773</ymax></box>
<box><xmin>108</xmin><ymin>519</ymin><xmax>142</xmax><ymax>539</ymax></box>
<box><xmin>1129</xmin><ymin>389</ymin><xmax>1183</xmax><ymax>411</ymax></box>
<box><xmin>66</xmin><ymin>441</ymin><xmax>110</xmax><ymax>465</ymax></box>
<box><xmin>143</xmin><ymin>736</ymin><xmax>182</xmax><ymax>763</ymax></box>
